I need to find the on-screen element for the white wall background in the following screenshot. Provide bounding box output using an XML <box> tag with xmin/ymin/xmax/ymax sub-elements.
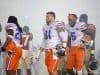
<box><xmin>0</xmin><ymin>0</ymin><xmax>100</xmax><ymax>50</ymax></box>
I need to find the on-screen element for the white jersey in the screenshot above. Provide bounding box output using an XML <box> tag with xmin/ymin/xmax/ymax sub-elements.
<box><xmin>41</xmin><ymin>21</ymin><xmax>66</xmax><ymax>49</ymax></box>
<box><xmin>5</xmin><ymin>23</ymin><xmax>22</xmax><ymax>46</ymax></box>
<box><xmin>66</xmin><ymin>22</ymin><xmax>86</xmax><ymax>46</ymax></box>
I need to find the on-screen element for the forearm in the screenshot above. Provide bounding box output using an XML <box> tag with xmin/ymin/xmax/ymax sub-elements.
<box><xmin>59</xmin><ymin>31</ymin><xmax>68</xmax><ymax>48</ymax></box>
<box><xmin>90</xmin><ymin>31</ymin><xmax>96</xmax><ymax>54</ymax></box>
<box><xmin>3</xmin><ymin>37</ymin><xmax>12</xmax><ymax>49</ymax></box>
<box><xmin>91</xmin><ymin>32</ymin><xmax>96</xmax><ymax>50</ymax></box>
<box><xmin>36</xmin><ymin>47</ymin><xmax>44</xmax><ymax>57</ymax></box>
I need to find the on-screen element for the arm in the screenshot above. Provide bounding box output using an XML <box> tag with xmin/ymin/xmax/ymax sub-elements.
<box><xmin>90</xmin><ymin>24</ymin><xmax>96</xmax><ymax>54</ymax></box>
<box><xmin>56</xmin><ymin>22</ymin><xmax>68</xmax><ymax>56</ymax></box>
<box><xmin>36</xmin><ymin>27</ymin><xmax>45</xmax><ymax>60</ymax></box>
<box><xmin>83</xmin><ymin>24</ymin><xmax>96</xmax><ymax>54</ymax></box>
<box><xmin>35</xmin><ymin>47</ymin><xmax>44</xmax><ymax>60</ymax></box>
<box><xmin>56</xmin><ymin>22</ymin><xmax>68</xmax><ymax>48</ymax></box>
<box><xmin>2</xmin><ymin>29</ymin><xmax>13</xmax><ymax>52</ymax></box>
<box><xmin>58</xmin><ymin>31</ymin><xmax>68</xmax><ymax>48</ymax></box>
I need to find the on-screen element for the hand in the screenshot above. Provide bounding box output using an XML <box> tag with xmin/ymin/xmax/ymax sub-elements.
<box><xmin>56</xmin><ymin>44</ymin><xmax>66</xmax><ymax>56</ymax></box>
<box><xmin>57</xmin><ymin>48</ymin><xmax>66</xmax><ymax>56</ymax></box>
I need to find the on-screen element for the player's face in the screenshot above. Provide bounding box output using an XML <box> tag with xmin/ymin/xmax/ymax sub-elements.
<box><xmin>68</xmin><ymin>15</ymin><xmax>77</xmax><ymax>27</ymax></box>
<box><xmin>23</xmin><ymin>26</ymin><xmax>29</xmax><ymax>34</ymax></box>
<box><xmin>7</xmin><ymin>29</ymin><xmax>14</xmax><ymax>36</ymax></box>
<box><xmin>46</xmin><ymin>14</ymin><xmax>54</xmax><ymax>25</ymax></box>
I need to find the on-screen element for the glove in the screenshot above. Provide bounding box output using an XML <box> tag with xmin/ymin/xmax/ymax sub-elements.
<box><xmin>56</xmin><ymin>44</ymin><xmax>66</xmax><ymax>56</ymax></box>
<box><xmin>56</xmin><ymin>48</ymin><xmax>65</xmax><ymax>56</ymax></box>
<box><xmin>57</xmin><ymin>50</ymin><xmax>65</xmax><ymax>56</ymax></box>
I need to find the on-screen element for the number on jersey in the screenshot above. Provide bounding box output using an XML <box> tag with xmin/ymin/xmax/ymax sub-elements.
<box><xmin>44</xmin><ymin>30</ymin><xmax>51</xmax><ymax>40</ymax></box>
<box><xmin>71</xmin><ymin>32</ymin><xmax>76</xmax><ymax>41</ymax></box>
<box><xmin>15</xmin><ymin>28</ymin><xmax>21</xmax><ymax>40</ymax></box>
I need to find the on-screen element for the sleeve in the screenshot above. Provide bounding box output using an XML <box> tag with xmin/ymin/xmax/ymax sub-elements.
<box><xmin>56</xmin><ymin>21</ymin><xmax>66</xmax><ymax>31</ymax></box>
<box><xmin>56</xmin><ymin>22</ymin><xmax>68</xmax><ymax>42</ymax></box>
<box><xmin>85</xmin><ymin>24</ymin><xmax>96</xmax><ymax>36</ymax></box>
<box><xmin>7</xmin><ymin>35</ymin><xmax>13</xmax><ymax>39</ymax></box>
<box><xmin>79</xmin><ymin>22</ymin><xmax>87</xmax><ymax>31</ymax></box>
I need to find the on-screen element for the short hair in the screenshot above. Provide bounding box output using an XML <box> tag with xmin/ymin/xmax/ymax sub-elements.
<box><xmin>68</xmin><ymin>14</ymin><xmax>77</xmax><ymax>19</ymax></box>
<box><xmin>46</xmin><ymin>11</ymin><xmax>56</xmax><ymax>19</ymax></box>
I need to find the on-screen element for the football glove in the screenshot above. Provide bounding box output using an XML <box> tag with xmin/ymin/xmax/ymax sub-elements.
<box><xmin>56</xmin><ymin>44</ymin><xmax>66</xmax><ymax>56</ymax></box>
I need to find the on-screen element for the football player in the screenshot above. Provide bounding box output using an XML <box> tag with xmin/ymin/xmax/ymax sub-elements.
<box><xmin>36</xmin><ymin>11</ymin><xmax>68</xmax><ymax>75</ymax></box>
<box><xmin>2</xmin><ymin>16</ymin><xmax>22</xmax><ymax>75</ymax></box>
<box><xmin>17</xmin><ymin>26</ymin><xmax>33</xmax><ymax>75</ymax></box>
<box><xmin>66</xmin><ymin>14</ymin><xmax>87</xmax><ymax>75</ymax></box>
<box><xmin>79</xmin><ymin>14</ymin><xmax>97</xmax><ymax>75</ymax></box>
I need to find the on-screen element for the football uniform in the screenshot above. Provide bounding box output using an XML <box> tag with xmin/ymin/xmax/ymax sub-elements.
<box><xmin>41</xmin><ymin>21</ymin><xmax>67</xmax><ymax>74</ymax></box>
<box><xmin>66</xmin><ymin>22</ymin><xmax>87</xmax><ymax>71</ymax></box>
<box><xmin>5</xmin><ymin>23</ymin><xmax>22</xmax><ymax>70</ymax></box>
<box><xmin>18</xmin><ymin>33</ymin><xmax>33</xmax><ymax>69</ymax></box>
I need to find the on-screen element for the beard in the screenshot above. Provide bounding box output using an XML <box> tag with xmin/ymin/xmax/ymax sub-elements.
<box><xmin>46</xmin><ymin>20</ymin><xmax>51</xmax><ymax>25</ymax></box>
<box><xmin>69</xmin><ymin>22</ymin><xmax>76</xmax><ymax>27</ymax></box>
